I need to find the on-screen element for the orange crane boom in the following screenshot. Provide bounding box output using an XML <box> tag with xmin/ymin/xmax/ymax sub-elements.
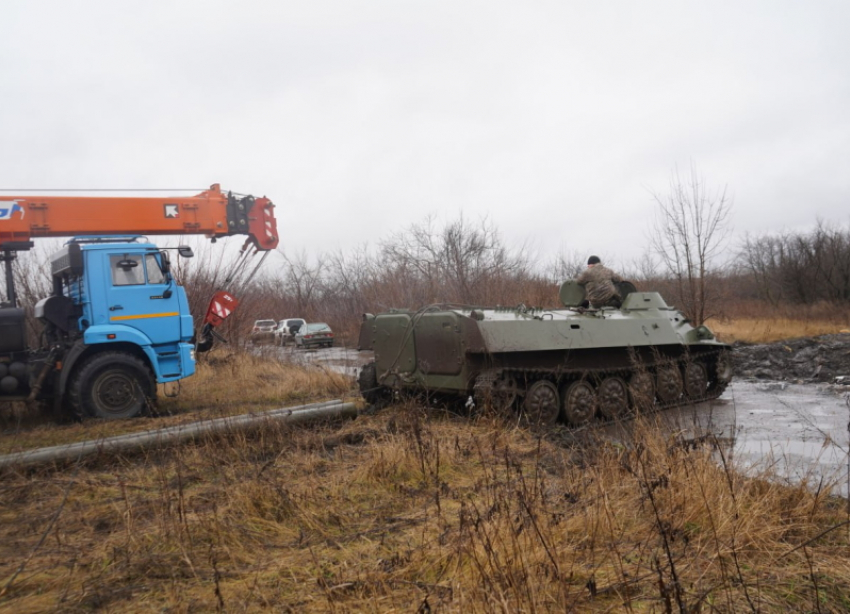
<box><xmin>0</xmin><ymin>183</ymin><xmax>278</xmax><ymax>251</ymax></box>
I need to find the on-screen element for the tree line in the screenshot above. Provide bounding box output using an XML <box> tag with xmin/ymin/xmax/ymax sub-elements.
<box><xmin>4</xmin><ymin>167</ymin><xmax>848</xmax><ymax>346</ymax></box>
<box><xmin>739</xmin><ymin>220</ymin><xmax>850</xmax><ymax>306</ymax></box>
<box><xmin>176</xmin><ymin>214</ymin><xmax>850</xmax><ymax>346</ymax></box>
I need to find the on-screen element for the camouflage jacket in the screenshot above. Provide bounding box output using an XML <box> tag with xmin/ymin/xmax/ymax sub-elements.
<box><xmin>576</xmin><ymin>264</ymin><xmax>623</xmax><ymax>307</ymax></box>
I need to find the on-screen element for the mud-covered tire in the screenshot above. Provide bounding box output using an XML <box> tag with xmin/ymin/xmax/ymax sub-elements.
<box><xmin>709</xmin><ymin>350</ymin><xmax>733</xmax><ymax>396</ymax></box>
<box><xmin>628</xmin><ymin>371</ymin><xmax>655</xmax><ymax>412</ymax></box>
<box><xmin>562</xmin><ymin>380</ymin><xmax>597</xmax><ymax>426</ymax></box>
<box><xmin>358</xmin><ymin>362</ymin><xmax>391</xmax><ymax>408</ymax></box>
<box><xmin>597</xmin><ymin>377</ymin><xmax>628</xmax><ymax>420</ymax></box>
<box><xmin>69</xmin><ymin>352</ymin><xmax>155</xmax><ymax>420</ymax></box>
<box><xmin>655</xmin><ymin>364</ymin><xmax>683</xmax><ymax>403</ymax></box>
<box><xmin>683</xmin><ymin>362</ymin><xmax>708</xmax><ymax>400</ymax></box>
<box><xmin>523</xmin><ymin>380</ymin><xmax>560</xmax><ymax>425</ymax></box>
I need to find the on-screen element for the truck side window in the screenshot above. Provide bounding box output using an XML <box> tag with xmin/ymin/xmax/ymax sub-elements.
<box><xmin>110</xmin><ymin>255</ymin><xmax>145</xmax><ymax>286</ymax></box>
<box><xmin>145</xmin><ymin>254</ymin><xmax>166</xmax><ymax>284</ymax></box>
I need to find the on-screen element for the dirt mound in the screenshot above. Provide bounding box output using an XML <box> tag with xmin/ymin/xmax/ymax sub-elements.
<box><xmin>732</xmin><ymin>333</ymin><xmax>850</xmax><ymax>383</ymax></box>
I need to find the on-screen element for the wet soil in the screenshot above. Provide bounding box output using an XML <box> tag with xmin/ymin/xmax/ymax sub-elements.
<box><xmin>732</xmin><ymin>333</ymin><xmax>850</xmax><ymax>384</ymax></box>
<box><xmin>264</xmin><ymin>339</ymin><xmax>850</xmax><ymax>493</ymax></box>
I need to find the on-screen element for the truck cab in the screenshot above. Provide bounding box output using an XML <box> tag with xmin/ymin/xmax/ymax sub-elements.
<box><xmin>0</xmin><ymin>183</ymin><xmax>279</xmax><ymax>421</ymax></box>
<box><xmin>2</xmin><ymin>236</ymin><xmax>197</xmax><ymax>419</ymax></box>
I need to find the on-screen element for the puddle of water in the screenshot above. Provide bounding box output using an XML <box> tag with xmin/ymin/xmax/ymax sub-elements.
<box><xmin>644</xmin><ymin>382</ymin><xmax>850</xmax><ymax>495</ymax></box>
<box><xmin>257</xmin><ymin>344</ymin><xmax>371</xmax><ymax>377</ymax></box>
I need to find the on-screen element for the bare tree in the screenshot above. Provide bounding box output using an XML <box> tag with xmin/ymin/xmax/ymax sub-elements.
<box><xmin>546</xmin><ymin>248</ymin><xmax>586</xmax><ymax>284</ymax></box>
<box><xmin>279</xmin><ymin>249</ymin><xmax>325</xmax><ymax>319</ymax></box>
<box><xmin>380</xmin><ymin>214</ymin><xmax>528</xmax><ymax>305</ymax></box>
<box><xmin>740</xmin><ymin>220</ymin><xmax>850</xmax><ymax>306</ymax></box>
<box><xmin>649</xmin><ymin>164</ymin><xmax>733</xmax><ymax>325</ymax></box>
<box><xmin>740</xmin><ymin>232</ymin><xmax>786</xmax><ymax>306</ymax></box>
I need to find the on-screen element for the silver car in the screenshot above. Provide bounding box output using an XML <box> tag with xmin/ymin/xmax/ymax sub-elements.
<box><xmin>294</xmin><ymin>322</ymin><xmax>334</xmax><ymax>349</ymax></box>
<box><xmin>251</xmin><ymin>319</ymin><xmax>278</xmax><ymax>344</ymax></box>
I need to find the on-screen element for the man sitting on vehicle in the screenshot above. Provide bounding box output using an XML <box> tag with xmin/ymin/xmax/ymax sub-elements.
<box><xmin>576</xmin><ymin>255</ymin><xmax>623</xmax><ymax>308</ymax></box>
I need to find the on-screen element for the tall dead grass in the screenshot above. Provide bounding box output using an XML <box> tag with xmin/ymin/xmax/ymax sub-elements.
<box><xmin>709</xmin><ymin>318</ymin><xmax>850</xmax><ymax>344</ymax></box>
<box><xmin>708</xmin><ymin>300</ymin><xmax>850</xmax><ymax>343</ymax></box>
<box><xmin>0</xmin><ymin>351</ymin><xmax>354</xmax><ymax>454</ymax></box>
<box><xmin>1</xmin><ymin>404</ymin><xmax>847</xmax><ymax>612</ymax></box>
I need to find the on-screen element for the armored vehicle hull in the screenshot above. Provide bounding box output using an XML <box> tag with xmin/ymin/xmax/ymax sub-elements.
<box><xmin>357</xmin><ymin>284</ymin><xmax>732</xmax><ymax>425</ymax></box>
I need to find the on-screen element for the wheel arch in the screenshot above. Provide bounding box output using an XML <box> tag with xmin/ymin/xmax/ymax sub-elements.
<box><xmin>59</xmin><ymin>341</ymin><xmax>156</xmax><ymax>398</ymax></box>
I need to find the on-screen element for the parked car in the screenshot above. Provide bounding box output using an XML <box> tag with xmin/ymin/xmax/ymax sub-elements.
<box><xmin>275</xmin><ymin>318</ymin><xmax>306</xmax><ymax>345</ymax></box>
<box><xmin>251</xmin><ymin>319</ymin><xmax>278</xmax><ymax>344</ymax></box>
<box><xmin>294</xmin><ymin>322</ymin><xmax>334</xmax><ymax>349</ymax></box>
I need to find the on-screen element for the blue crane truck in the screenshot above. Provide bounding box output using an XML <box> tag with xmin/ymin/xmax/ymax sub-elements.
<box><xmin>0</xmin><ymin>185</ymin><xmax>278</xmax><ymax>419</ymax></box>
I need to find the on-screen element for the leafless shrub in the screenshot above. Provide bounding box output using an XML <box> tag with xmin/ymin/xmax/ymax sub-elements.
<box><xmin>648</xmin><ymin>164</ymin><xmax>733</xmax><ymax>325</ymax></box>
<box><xmin>740</xmin><ymin>220</ymin><xmax>850</xmax><ymax>307</ymax></box>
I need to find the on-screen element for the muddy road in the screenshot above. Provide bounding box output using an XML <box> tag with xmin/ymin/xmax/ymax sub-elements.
<box><xmin>264</xmin><ymin>335</ymin><xmax>850</xmax><ymax>493</ymax></box>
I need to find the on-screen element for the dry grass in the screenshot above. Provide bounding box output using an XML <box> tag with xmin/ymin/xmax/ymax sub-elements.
<box><xmin>708</xmin><ymin>317</ymin><xmax>850</xmax><ymax>344</ymax></box>
<box><xmin>2</xmin><ymin>320</ymin><xmax>850</xmax><ymax>611</ymax></box>
<box><xmin>707</xmin><ymin>300</ymin><xmax>850</xmax><ymax>343</ymax></box>
<box><xmin>0</xmin><ymin>351</ymin><xmax>354</xmax><ymax>455</ymax></box>
<box><xmin>1</xmin><ymin>402</ymin><xmax>848</xmax><ymax>613</ymax></box>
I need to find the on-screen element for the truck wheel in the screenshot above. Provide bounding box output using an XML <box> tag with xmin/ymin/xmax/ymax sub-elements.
<box><xmin>69</xmin><ymin>352</ymin><xmax>155</xmax><ymax>419</ymax></box>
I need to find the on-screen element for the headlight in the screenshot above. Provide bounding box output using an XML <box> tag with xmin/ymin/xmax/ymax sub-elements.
<box><xmin>695</xmin><ymin>325</ymin><xmax>714</xmax><ymax>340</ymax></box>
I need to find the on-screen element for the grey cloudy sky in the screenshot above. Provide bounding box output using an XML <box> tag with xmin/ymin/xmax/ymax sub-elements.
<box><xmin>2</xmin><ymin>1</ymin><xmax>849</xmax><ymax>269</ymax></box>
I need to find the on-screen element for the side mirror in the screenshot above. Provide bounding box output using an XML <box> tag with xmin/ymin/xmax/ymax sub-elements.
<box><xmin>178</xmin><ymin>246</ymin><xmax>194</xmax><ymax>258</ymax></box>
<box><xmin>159</xmin><ymin>250</ymin><xmax>171</xmax><ymax>274</ymax></box>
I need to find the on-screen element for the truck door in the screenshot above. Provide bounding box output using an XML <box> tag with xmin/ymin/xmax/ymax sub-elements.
<box><xmin>105</xmin><ymin>251</ymin><xmax>182</xmax><ymax>346</ymax></box>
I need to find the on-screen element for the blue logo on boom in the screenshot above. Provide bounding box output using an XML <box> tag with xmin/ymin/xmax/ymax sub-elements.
<box><xmin>0</xmin><ymin>201</ymin><xmax>25</xmax><ymax>221</ymax></box>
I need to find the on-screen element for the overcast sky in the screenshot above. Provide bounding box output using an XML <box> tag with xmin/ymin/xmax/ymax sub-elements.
<box><xmin>2</xmin><ymin>1</ymin><xmax>849</xmax><ymax>269</ymax></box>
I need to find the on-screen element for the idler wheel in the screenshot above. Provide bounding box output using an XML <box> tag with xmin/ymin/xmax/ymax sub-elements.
<box><xmin>628</xmin><ymin>371</ymin><xmax>655</xmax><ymax>411</ymax></box>
<box><xmin>597</xmin><ymin>377</ymin><xmax>628</xmax><ymax>420</ymax></box>
<box><xmin>655</xmin><ymin>364</ymin><xmax>683</xmax><ymax>403</ymax></box>
<box><xmin>683</xmin><ymin>362</ymin><xmax>708</xmax><ymax>399</ymax></box>
<box><xmin>358</xmin><ymin>362</ymin><xmax>392</xmax><ymax>408</ymax></box>
<box><xmin>523</xmin><ymin>380</ymin><xmax>560</xmax><ymax>425</ymax></box>
<box><xmin>562</xmin><ymin>380</ymin><xmax>597</xmax><ymax>426</ymax></box>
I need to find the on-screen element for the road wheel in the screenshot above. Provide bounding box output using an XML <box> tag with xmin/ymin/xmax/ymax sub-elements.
<box><xmin>655</xmin><ymin>364</ymin><xmax>683</xmax><ymax>403</ymax></box>
<box><xmin>523</xmin><ymin>380</ymin><xmax>560</xmax><ymax>425</ymax></box>
<box><xmin>683</xmin><ymin>362</ymin><xmax>708</xmax><ymax>399</ymax></box>
<box><xmin>69</xmin><ymin>352</ymin><xmax>155</xmax><ymax>419</ymax></box>
<box><xmin>473</xmin><ymin>372</ymin><xmax>519</xmax><ymax>413</ymax></box>
<box><xmin>628</xmin><ymin>371</ymin><xmax>655</xmax><ymax>412</ymax></box>
<box><xmin>597</xmin><ymin>376</ymin><xmax>628</xmax><ymax>420</ymax></box>
<box><xmin>562</xmin><ymin>380</ymin><xmax>596</xmax><ymax>426</ymax></box>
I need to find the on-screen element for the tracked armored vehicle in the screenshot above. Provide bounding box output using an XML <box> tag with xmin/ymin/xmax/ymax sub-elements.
<box><xmin>357</xmin><ymin>281</ymin><xmax>732</xmax><ymax>425</ymax></box>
